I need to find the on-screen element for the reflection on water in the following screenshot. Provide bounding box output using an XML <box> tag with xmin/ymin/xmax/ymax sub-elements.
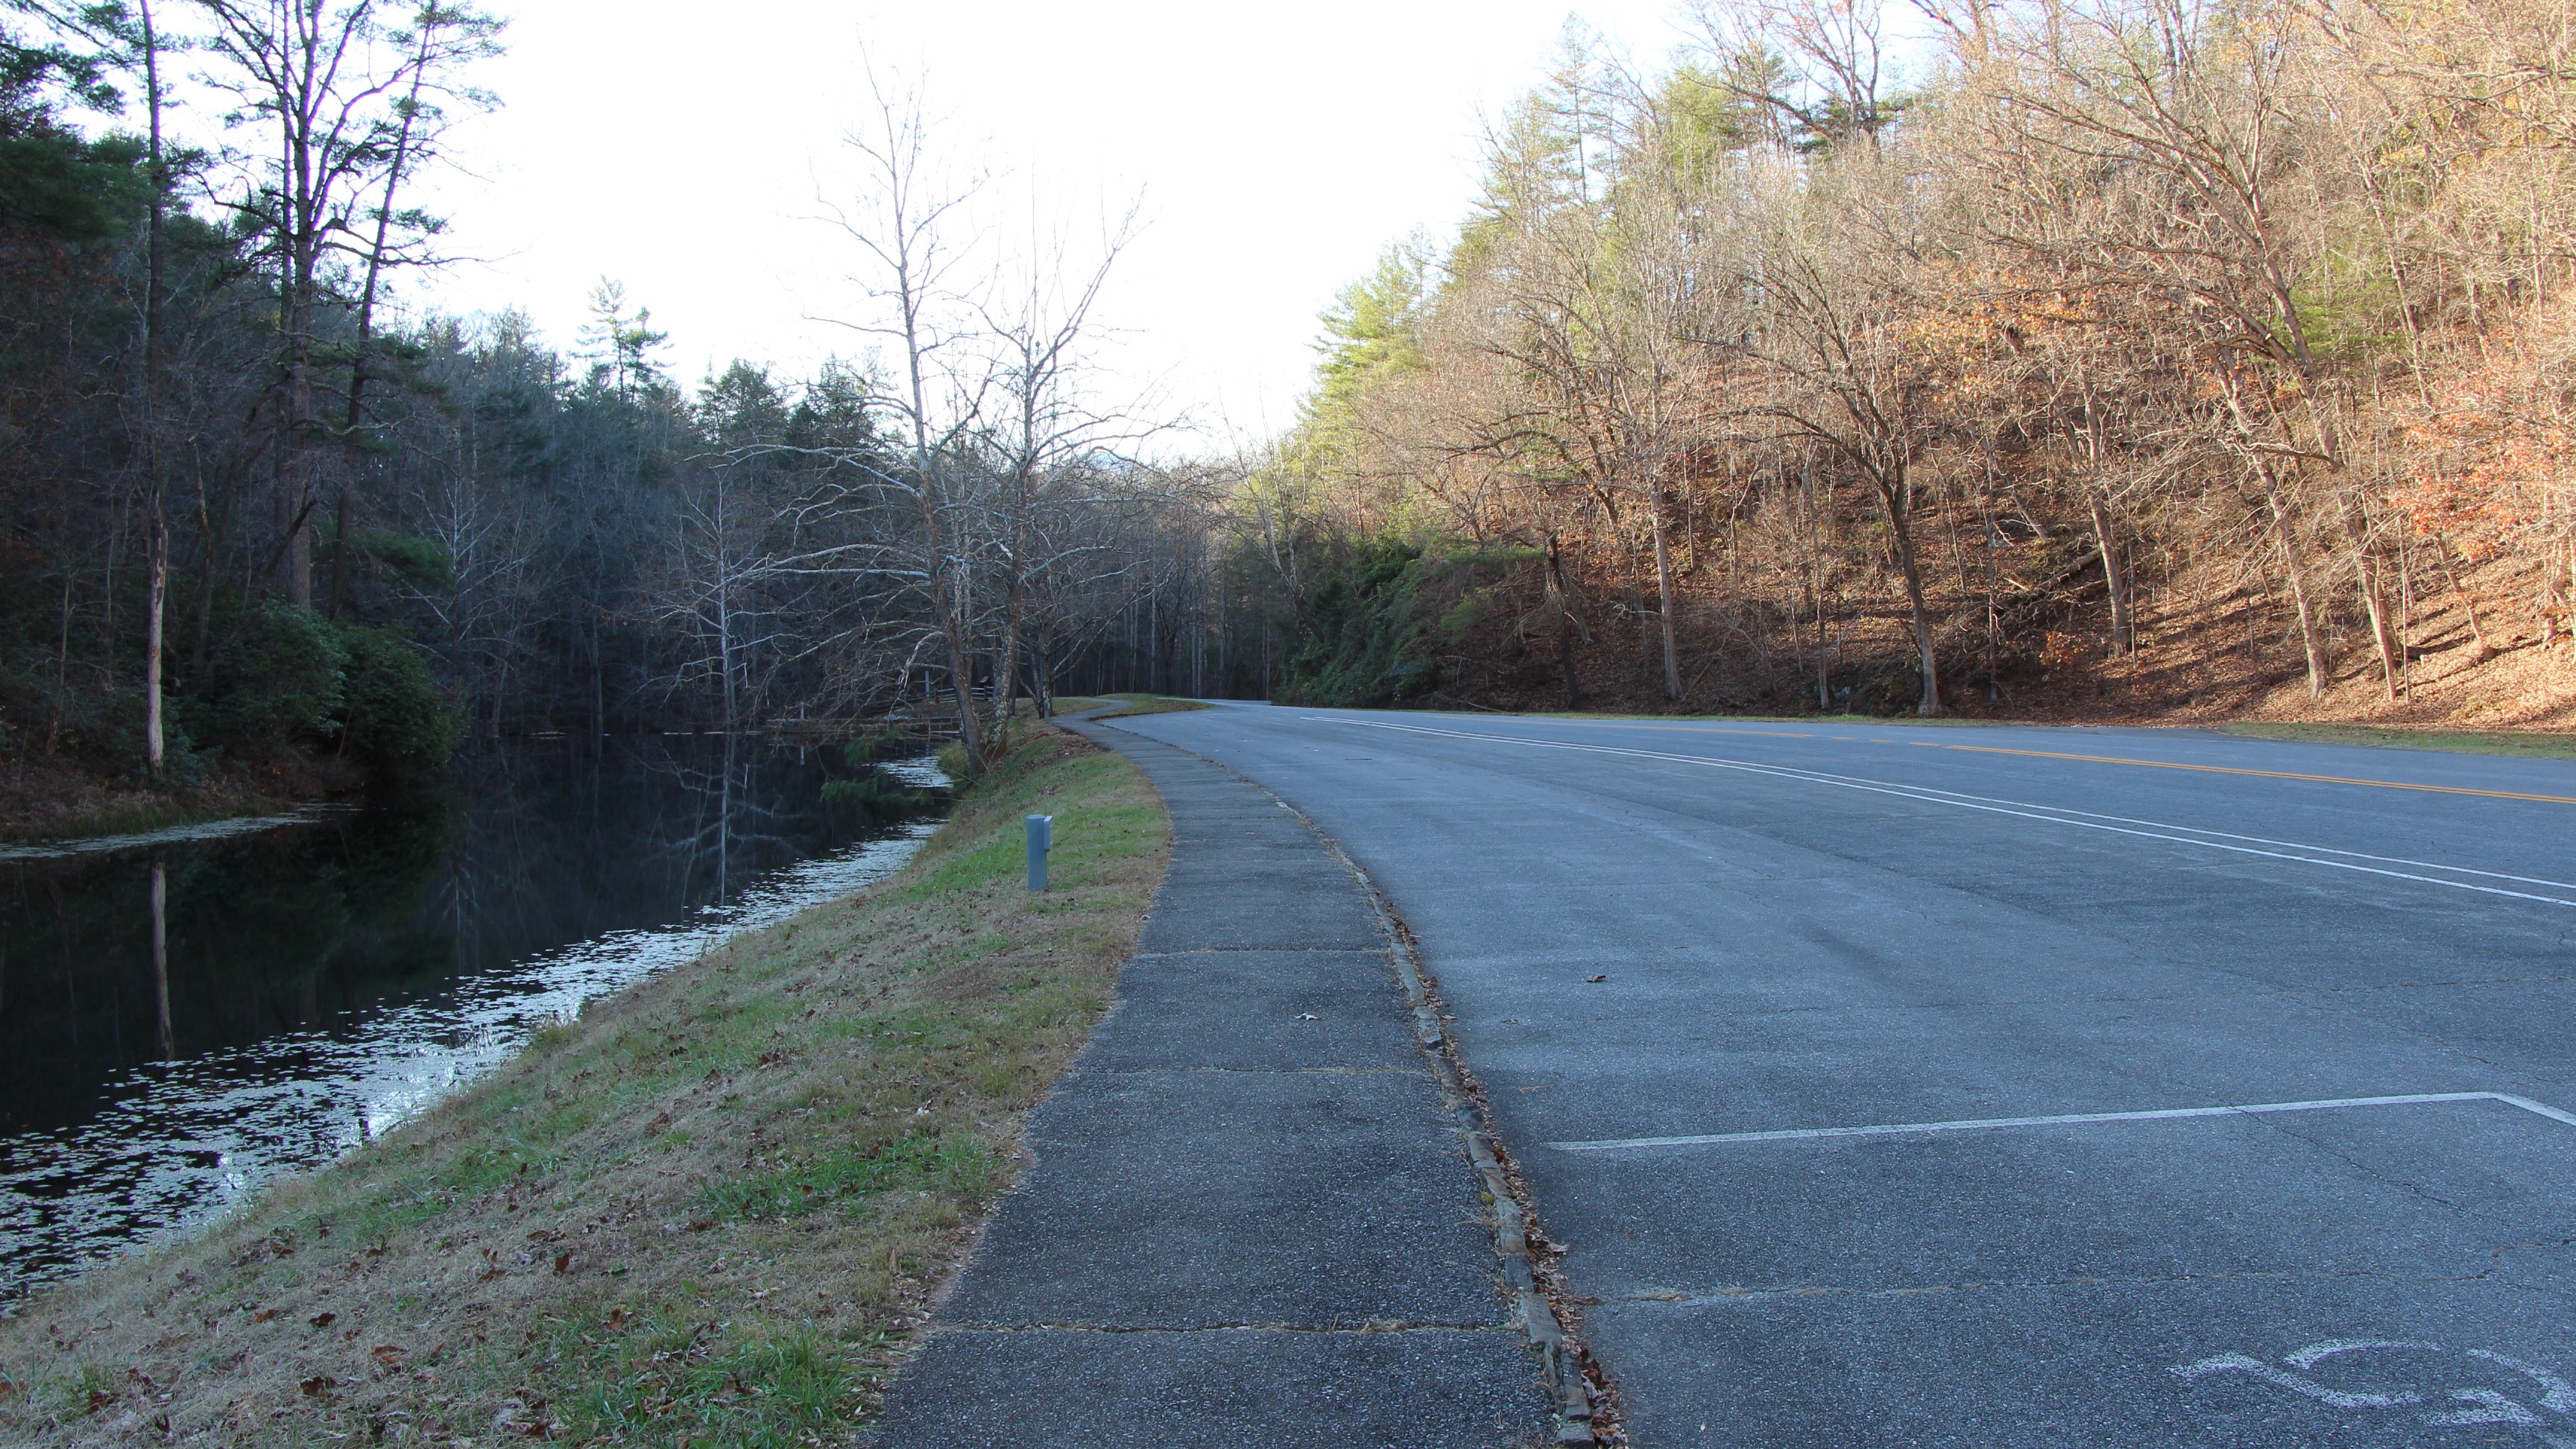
<box><xmin>0</xmin><ymin>737</ymin><xmax>947</xmax><ymax>1300</ymax></box>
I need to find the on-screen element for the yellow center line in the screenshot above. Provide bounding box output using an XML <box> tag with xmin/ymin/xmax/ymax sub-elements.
<box><xmin>1492</xmin><ymin>718</ymin><xmax>2576</xmax><ymax>807</ymax></box>
<box><xmin>1507</xmin><ymin>722</ymin><xmax>1822</xmax><ymax>739</ymax></box>
<box><xmin>1927</xmin><ymin>743</ymin><xmax>2576</xmax><ymax>806</ymax></box>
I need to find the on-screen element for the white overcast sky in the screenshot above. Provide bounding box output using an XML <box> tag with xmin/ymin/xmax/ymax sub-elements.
<box><xmin>393</xmin><ymin>1</ymin><xmax>1697</xmax><ymax>446</ymax></box>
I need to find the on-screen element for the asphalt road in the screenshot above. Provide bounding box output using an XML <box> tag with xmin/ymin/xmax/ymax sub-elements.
<box><xmin>1096</xmin><ymin>704</ymin><xmax>2576</xmax><ymax>1448</ymax></box>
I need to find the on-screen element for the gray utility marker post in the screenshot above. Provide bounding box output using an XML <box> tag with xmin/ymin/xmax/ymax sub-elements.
<box><xmin>1026</xmin><ymin>815</ymin><xmax>1054</xmax><ymax>891</ymax></box>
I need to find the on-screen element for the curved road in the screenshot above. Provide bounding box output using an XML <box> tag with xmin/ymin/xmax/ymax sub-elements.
<box><xmin>1096</xmin><ymin>704</ymin><xmax>2576</xmax><ymax>1448</ymax></box>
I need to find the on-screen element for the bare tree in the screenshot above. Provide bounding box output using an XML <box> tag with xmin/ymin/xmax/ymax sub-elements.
<box><xmin>813</xmin><ymin>71</ymin><xmax>997</xmax><ymax>770</ymax></box>
<box><xmin>973</xmin><ymin>205</ymin><xmax>1156</xmax><ymax>739</ymax></box>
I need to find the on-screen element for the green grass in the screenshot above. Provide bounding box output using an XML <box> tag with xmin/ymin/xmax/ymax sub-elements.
<box><xmin>0</xmin><ymin>727</ymin><xmax>1169</xmax><ymax>1448</ymax></box>
<box><xmin>701</xmin><ymin>1131</ymin><xmax>997</xmax><ymax>1223</ymax></box>
<box><xmin>552</xmin><ymin>1317</ymin><xmax>885</xmax><ymax>1449</ymax></box>
<box><xmin>2220</xmin><ymin>722</ymin><xmax>2576</xmax><ymax>760</ymax></box>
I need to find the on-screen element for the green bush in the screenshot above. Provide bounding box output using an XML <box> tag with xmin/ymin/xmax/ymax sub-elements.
<box><xmin>338</xmin><ymin>625</ymin><xmax>458</xmax><ymax>780</ymax></box>
<box><xmin>214</xmin><ymin>598</ymin><xmax>348</xmax><ymax>748</ymax></box>
<box><xmin>174</xmin><ymin>600</ymin><xmax>455</xmax><ymax>784</ymax></box>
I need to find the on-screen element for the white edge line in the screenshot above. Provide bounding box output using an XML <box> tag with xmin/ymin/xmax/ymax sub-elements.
<box><xmin>1545</xmin><ymin>1090</ymin><xmax>2576</xmax><ymax>1152</ymax></box>
<box><xmin>1333</xmin><ymin>715</ymin><xmax>2576</xmax><ymax>893</ymax></box>
<box><xmin>1317</xmin><ymin>719</ymin><xmax>2576</xmax><ymax>910</ymax></box>
<box><xmin>1287</xmin><ymin>722</ymin><xmax>2576</xmax><ymax>1155</ymax></box>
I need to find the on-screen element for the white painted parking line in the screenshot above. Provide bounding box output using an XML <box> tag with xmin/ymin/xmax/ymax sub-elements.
<box><xmin>1545</xmin><ymin>1090</ymin><xmax>2576</xmax><ymax>1153</ymax></box>
<box><xmin>1317</xmin><ymin>718</ymin><xmax>2576</xmax><ymax>909</ymax></box>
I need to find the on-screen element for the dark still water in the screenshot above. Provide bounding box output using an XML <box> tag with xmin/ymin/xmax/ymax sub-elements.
<box><xmin>0</xmin><ymin>738</ymin><xmax>947</xmax><ymax>1300</ymax></box>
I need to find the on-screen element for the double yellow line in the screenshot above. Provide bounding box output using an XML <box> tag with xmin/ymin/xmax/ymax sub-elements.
<box><xmin>1522</xmin><ymin>720</ymin><xmax>2576</xmax><ymax>807</ymax></box>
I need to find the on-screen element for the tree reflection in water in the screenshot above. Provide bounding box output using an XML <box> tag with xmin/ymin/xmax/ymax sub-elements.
<box><xmin>0</xmin><ymin>736</ymin><xmax>947</xmax><ymax>1298</ymax></box>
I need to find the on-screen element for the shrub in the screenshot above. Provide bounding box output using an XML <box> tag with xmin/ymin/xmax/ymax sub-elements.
<box><xmin>338</xmin><ymin>625</ymin><xmax>458</xmax><ymax>781</ymax></box>
<box><xmin>213</xmin><ymin>599</ymin><xmax>348</xmax><ymax>749</ymax></box>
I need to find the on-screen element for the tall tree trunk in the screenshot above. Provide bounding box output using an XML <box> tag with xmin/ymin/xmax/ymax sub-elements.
<box><xmin>2087</xmin><ymin>491</ymin><xmax>2128</xmax><ymax>657</ymax></box>
<box><xmin>146</xmin><ymin>514</ymin><xmax>166</xmax><ymax>774</ymax></box>
<box><xmin>942</xmin><ymin>561</ymin><xmax>982</xmax><ymax>769</ymax></box>
<box><xmin>187</xmin><ymin>461</ymin><xmax>221</xmax><ymax>684</ymax></box>
<box><xmin>2259</xmin><ymin>467</ymin><xmax>2328</xmax><ymax>698</ymax></box>
<box><xmin>2354</xmin><ymin>548</ymin><xmax>2399</xmax><ymax>701</ymax></box>
<box><xmin>46</xmin><ymin>570</ymin><xmax>73</xmax><ymax>755</ymax></box>
<box><xmin>1649</xmin><ymin>490</ymin><xmax>1682</xmax><ymax>701</ymax></box>
<box><xmin>328</xmin><ymin>487</ymin><xmax>351</xmax><ymax>619</ymax></box>
<box><xmin>1880</xmin><ymin>478</ymin><xmax>1942</xmax><ymax>716</ymax></box>
<box><xmin>1803</xmin><ymin>461</ymin><xmax>1830</xmax><ymax>710</ymax></box>
<box><xmin>2078</xmin><ymin>388</ymin><xmax>2127</xmax><ymax>656</ymax></box>
<box><xmin>987</xmin><ymin>474</ymin><xmax>1029</xmax><ymax>748</ymax></box>
<box><xmin>2359</xmin><ymin>555</ymin><xmax>2398</xmax><ymax>700</ymax></box>
<box><xmin>332</xmin><ymin>22</ymin><xmax>437</xmax><ymax>622</ymax></box>
<box><xmin>2334</xmin><ymin>490</ymin><xmax>2400</xmax><ymax>700</ymax></box>
<box><xmin>1546</xmin><ymin>531</ymin><xmax>1582</xmax><ymax>709</ymax></box>
<box><xmin>277</xmin><ymin>274</ymin><xmax>315</xmax><ymax>607</ymax></box>
<box><xmin>1033</xmin><ymin>625</ymin><xmax>1053</xmax><ymax>719</ymax></box>
<box><xmin>1979</xmin><ymin>470</ymin><xmax>2002</xmax><ymax>703</ymax></box>
<box><xmin>141</xmin><ymin>0</ymin><xmax>168</xmax><ymax>779</ymax></box>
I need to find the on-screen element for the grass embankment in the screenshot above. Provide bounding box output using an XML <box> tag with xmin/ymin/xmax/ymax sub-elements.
<box><xmin>2219</xmin><ymin>721</ymin><xmax>2576</xmax><ymax>761</ymax></box>
<box><xmin>0</xmin><ymin>724</ymin><xmax>1167</xmax><ymax>1447</ymax></box>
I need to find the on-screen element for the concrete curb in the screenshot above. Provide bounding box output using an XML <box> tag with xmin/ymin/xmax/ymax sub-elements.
<box><xmin>1091</xmin><ymin>722</ymin><xmax>1606</xmax><ymax>1447</ymax></box>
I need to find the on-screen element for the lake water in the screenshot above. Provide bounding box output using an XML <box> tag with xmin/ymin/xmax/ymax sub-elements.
<box><xmin>0</xmin><ymin>737</ymin><xmax>948</xmax><ymax>1301</ymax></box>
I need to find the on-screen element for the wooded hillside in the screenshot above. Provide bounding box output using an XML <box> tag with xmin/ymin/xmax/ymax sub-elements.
<box><xmin>13</xmin><ymin>0</ymin><xmax>2569</xmax><ymax>823</ymax></box>
<box><xmin>1214</xmin><ymin>0</ymin><xmax>2576</xmax><ymax>724</ymax></box>
<box><xmin>0</xmin><ymin>9</ymin><xmax>1205</xmax><ymax>824</ymax></box>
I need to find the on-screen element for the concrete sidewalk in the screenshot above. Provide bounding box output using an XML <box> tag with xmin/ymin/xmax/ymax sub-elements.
<box><xmin>870</xmin><ymin>724</ymin><xmax>1548</xmax><ymax>1448</ymax></box>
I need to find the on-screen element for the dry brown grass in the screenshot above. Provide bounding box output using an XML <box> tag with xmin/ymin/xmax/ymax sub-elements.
<box><xmin>0</xmin><ymin>724</ymin><xmax>1167</xmax><ymax>1447</ymax></box>
<box><xmin>0</xmin><ymin>759</ymin><xmax>312</xmax><ymax>843</ymax></box>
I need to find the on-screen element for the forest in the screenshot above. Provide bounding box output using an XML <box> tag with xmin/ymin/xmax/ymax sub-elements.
<box><xmin>0</xmin><ymin>0</ymin><xmax>1220</xmax><ymax>830</ymax></box>
<box><xmin>1230</xmin><ymin>0</ymin><xmax>2576</xmax><ymax>724</ymax></box>
<box><xmin>7</xmin><ymin>0</ymin><xmax>2574</xmax><ymax>833</ymax></box>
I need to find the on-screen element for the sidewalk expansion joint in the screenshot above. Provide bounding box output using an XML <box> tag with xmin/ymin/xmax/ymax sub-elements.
<box><xmin>1092</xmin><ymin>722</ymin><xmax>1609</xmax><ymax>1447</ymax></box>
